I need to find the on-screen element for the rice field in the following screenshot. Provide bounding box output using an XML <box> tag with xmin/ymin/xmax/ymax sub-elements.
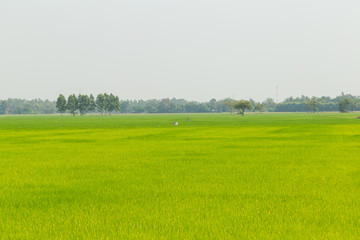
<box><xmin>0</xmin><ymin>113</ymin><xmax>359</xmax><ymax>239</ymax></box>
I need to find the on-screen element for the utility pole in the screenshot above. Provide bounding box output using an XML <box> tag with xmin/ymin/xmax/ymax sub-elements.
<box><xmin>276</xmin><ymin>86</ymin><xmax>279</xmax><ymax>103</ymax></box>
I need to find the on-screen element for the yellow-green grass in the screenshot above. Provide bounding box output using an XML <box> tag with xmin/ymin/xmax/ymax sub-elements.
<box><xmin>0</xmin><ymin>113</ymin><xmax>359</xmax><ymax>239</ymax></box>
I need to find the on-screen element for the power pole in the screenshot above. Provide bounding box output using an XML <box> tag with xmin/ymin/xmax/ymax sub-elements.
<box><xmin>276</xmin><ymin>86</ymin><xmax>279</xmax><ymax>103</ymax></box>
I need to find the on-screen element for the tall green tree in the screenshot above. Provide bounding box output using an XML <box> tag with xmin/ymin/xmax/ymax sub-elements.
<box><xmin>120</xmin><ymin>100</ymin><xmax>130</xmax><ymax>113</ymax></box>
<box><xmin>88</xmin><ymin>94</ymin><xmax>96</xmax><ymax>113</ymax></box>
<box><xmin>114</xmin><ymin>95</ymin><xmax>120</xmax><ymax>112</ymax></box>
<box><xmin>104</xmin><ymin>93</ymin><xmax>110</xmax><ymax>114</ymax></box>
<box><xmin>209</xmin><ymin>98</ymin><xmax>217</xmax><ymax>111</ymax></box>
<box><xmin>78</xmin><ymin>94</ymin><xmax>90</xmax><ymax>115</ymax></box>
<box><xmin>234</xmin><ymin>100</ymin><xmax>252</xmax><ymax>116</ymax></box>
<box><xmin>0</xmin><ymin>100</ymin><xmax>9</xmax><ymax>114</ymax></box>
<box><xmin>348</xmin><ymin>99</ymin><xmax>358</xmax><ymax>112</ymax></box>
<box><xmin>105</xmin><ymin>94</ymin><xmax>120</xmax><ymax>113</ymax></box>
<box><xmin>158</xmin><ymin>98</ymin><xmax>176</xmax><ymax>113</ymax></box>
<box><xmin>262</xmin><ymin>98</ymin><xmax>277</xmax><ymax>112</ymax></box>
<box><xmin>253</xmin><ymin>103</ymin><xmax>266</xmax><ymax>113</ymax></box>
<box><xmin>306</xmin><ymin>98</ymin><xmax>319</xmax><ymax>113</ymax></box>
<box><xmin>145</xmin><ymin>100</ymin><xmax>158</xmax><ymax>113</ymax></box>
<box><xmin>338</xmin><ymin>98</ymin><xmax>351</xmax><ymax>113</ymax></box>
<box><xmin>132</xmin><ymin>105</ymin><xmax>145</xmax><ymax>113</ymax></box>
<box><xmin>249</xmin><ymin>98</ymin><xmax>257</xmax><ymax>110</ymax></box>
<box><xmin>55</xmin><ymin>94</ymin><xmax>67</xmax><ymax>115</ymax></box>
<box><xmin>96</xmin><ymin>93</ymin><xmax>106</xmax><ymax>115</ymax></box>
<box><xmin>224</xmin><ymin>99</ymin><xmax>237</xmax><ymax>114</ymax></box>
<box><xmin>67</xmin><ymin>94</ymin><xmax>78</xmax><ymax>116</ymax></box>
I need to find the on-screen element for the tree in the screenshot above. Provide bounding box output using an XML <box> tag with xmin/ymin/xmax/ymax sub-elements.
<box><xmin>104</xmin><ymin>94</ymin><xmax>118</xmax><ymax>114</ymax></box>
<box><xmin>262</xmin><ymin>98</ymin><xmax>277</xmax><ymax>112</ymax></box>
<box><xmin>348</xmin><ymin>99</ymin><xmax>357</xmax><ymax>112</ymax></box>
<box><xmin>67</xmin><ymin>94</ymin><xmax>78</xmax><ymax>116</ymax></box>
<box><xmin>113</xmin><ymin>95</ymin><xmax>120</xmax><ymax>113</ymax></box>
<box><xmin>133</xmin><ymin>105</ymin><xmax>145</xmax><ymax>113</ymax></box>
<box><xmin>306</xmin><ymin>98</ymin><xmax>319</xmax><ymax>113</ymax></box>
<box><xmin>88</xmin><ymin>94</ymin><xmax>96</xmax><ymax>114</ymax></box>
<box><xmin>0</xmin><ymin>101</ymin><xmax>8</xmax><ymax>114</ymax></box>
<box><xmin>209</xmin><ymin>98</ymin><xmax>217</xmax><ymax>111</ymax></box>
<box><xmin>253</xmin><ymin>103</ymin><xmax>266</xmax><ymax>113</ymax></box>
<box><xmin>158</xmin><ymin>98</ymin><xmax>174</xmax><ymax>113</ymax></box>
<box><xmin>249</xmin><ymin>98</ymin><xmax>257</xmax><ymax>110</ymax></box>
<box><xmin>120</xmin><ymin>100</ymin><xmax>130</xmax><ymax>113</ymax></box>
<box><xmin>104</xmin><ymin>93</ymin><xmax>110</xmax><ymax>114</ymax></box>
<box><xmin>55</xmin><ymin>94</ymin><xmax>67</xmax><ymax>115</ymax></box>
<box><xmin>78</xmin><ymin>94</ymin><xmax>90</xmax><ymax>115</ymax></box>
<box><xmin>224</xmin><ymin>99</ymin><xmax>237</xmax><ymax>114</ymax></box>
<box><xmin>234</xmin><ymin>100</ymin><xmax>252</xmax><ymax>116</ymax></box>
<box><xmin>96</xmin><ymin>93</ymin><xmax>106</xmax><ymax>115</ymax></box>
<box><xmin>145</xmin><ymin>99</ymin><xmax>158</xmax><ymax>113</ymax></box>
<box><xmin>338</xmin><ymin>98</ymin><xmax>351</xmax><ymax>113</ymax></box>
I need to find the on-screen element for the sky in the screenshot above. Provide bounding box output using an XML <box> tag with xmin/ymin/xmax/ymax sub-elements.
<box><xmin>1</xmin><ymin>0</ymin><xmax>359</xmax><ymax>102</ymax></box>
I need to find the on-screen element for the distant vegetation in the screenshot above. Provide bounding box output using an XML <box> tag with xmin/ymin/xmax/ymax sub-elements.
<box><xmin>0</xmin><ymin>92</ymin><xmax>359</xmax><ymax>115</ymax></box>
<box><xmin>0</xmin><ymin>98</ymin><xmax>57</xmax><ymax>115</ymax></box>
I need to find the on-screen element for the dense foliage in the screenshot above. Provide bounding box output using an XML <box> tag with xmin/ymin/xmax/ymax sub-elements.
<box><xmin>0</xmin><ymin>98</ymin><xmax>57</xmax><ymax>114</ymax></box>
<box><xmin>0</xmin><ymin>93</ymin><xmax>359</xmax><ymax>114</ymax></box>
<box><xmin>275</xmin><ymin>93</ymin><xmax>360</xmax><ymax>112</ymax></box>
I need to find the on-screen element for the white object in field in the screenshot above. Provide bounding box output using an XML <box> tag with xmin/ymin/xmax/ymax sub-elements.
<box><xmin>173</xmin><ymin>122</ymin><xmax>178</xmax><ymax>125</ymax></box>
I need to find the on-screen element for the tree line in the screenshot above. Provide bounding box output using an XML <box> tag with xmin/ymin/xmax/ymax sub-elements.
<box><xmin>56</xmin><ymin>93</ymin><xmax>120</xmax><ymax>116</ymax></box>
<box><xmin>275</xmin><ymin>93</ymin><xmax>360</xmax><ymax>113</ymax></box>
<box><xmin>54</xmin><ymin>92</ymin><xmax>360</xmax><ymax>115</ymax></box>
<box><xmin>0</xmin><ymin>99</ymin><xmax>57</xmax><ymax>114</ymax></box>
<box><xmin>0</xmin><ymin>93</ymin><xmax>359</xmax><ymax>115</ymax></box>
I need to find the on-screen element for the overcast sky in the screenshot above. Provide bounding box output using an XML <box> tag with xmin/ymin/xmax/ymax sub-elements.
<box><xmin>1</xmin><ymin>0</ymin><xmax>359</xmax><ymax>102</ymax></box>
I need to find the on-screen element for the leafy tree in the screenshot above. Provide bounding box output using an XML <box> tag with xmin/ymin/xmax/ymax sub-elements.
<box><xmin>249</xmin><ymin>98</ymin><xmax>257</xmax><ymax>110</ymax></box>
<box><xmin>234</xmin><ymin>100</ymin><xmax>252</xmax><ymax>116</ymax></box>
<box><xmin>2</xmin><ymin>98</ymin><xmax>56</xmax><ymax>114</ymax></box>
<box><xmin>254</xmin><ymin>103</ymin><xmax>266</xmax><ymax>113</ymax></box>
<box><xmin>120</xmin><ymin>100</ymin><xmax>130</xmax><ymax>113</ymax></box>
<box><xmin>88</xmin><ymin>94</ymin><xmax>96</xmax><ymax>113</ymax></box>
<box><xmin>215</xmin><ymin>99</ymin><xmax>230</xmax><ymax>112</ymax></box>
<box><xmin>224</xmin><ymin>99</ymin><xmax>237</xmax><ymax>114</ymax></box>
<box><xmin>348</xmin><ymin>99</ymin><xmax>358</xmax><ymax>112</ymax></box>
<box><xmin>0</xmin><ymin>100</ymin><xmax>9</xmax><ymax>114</ymax></box>
<box><xmin>338</xmin><ymin>98</ymin><xmax>351</xmax><ymax>113</ymax></box>
<box><xmin>56</xmin><ymin>94</ymin><xmax>67</xmax><ymax>115</ymax></box>
<box><xmin>276</xmin><ymin>102</ymin><xmax>307</xmax><ymax>112</ymax></box>
<box><xmin>78</xmin><ymin>94</ymin><xmax>90</xmax><ymax>115</ymax></box>
<box><xmin>67</xmin><ymin>94</ymin><xmax>78</xmax><ymax>116</ymax></box>
<box><xmin>209</xmin><ymin>98</ymin><xmax>217</xmax><ymax>111</ymax></box>
<box><xmin>262</xmin><ymin>98</ymin><xmax>277</xmax><ymax>112</ymax></box>
<box><xmin>133</xmin><ymin>105</ymin><xmax>145</xmax><ymax>113</ymax></box>
<box><xmin>104</xmin><ymin>93</ymin><xmax>110</xmax><ymax>114</ymax></box>
<box><xmin>184</xmin><ymin>102</ymin><xmax>209</xmax><ymax>113</ymax></box>
<box><xmin>96</xmin><ymin>93</ymin><xmax>106</xmax><ymax>115</ymax></box>
<box><xmin>103</xmin><ymin>94</ymin><xmax>120</xmax><ymax>114</ymax></box>
<box><xmin>145</xmin><ymin>100</ymin><xmax>158</xmax><ymax>113</ymax></box>
<box><xmin>113</xmin><ymin>95</ymin><xmax>121</xmax><ymax>113</ymax></box>
<box><xmin>306</xmin><ymin>98</ymin><xmax>319</xmax><ymax>113</ymax></box>
<box><xmin>158</xmin><ymin>98</ymin><xmax>176</xmax><ymax>113</ymax></box>
<box><xmin>283</xmin><ymin>97</ymin><xmax>294</xmax><ymax>103</ymax></box>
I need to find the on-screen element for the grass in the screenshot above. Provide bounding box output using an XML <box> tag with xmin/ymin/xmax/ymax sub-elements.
<box><xmin>0</xmin><ymin>113</ymin><xmax>360</xmax><ymax>239</ymax></box>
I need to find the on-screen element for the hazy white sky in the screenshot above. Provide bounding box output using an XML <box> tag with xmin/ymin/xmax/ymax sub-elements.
<box><xmin>1</xmin><ymin>0</ymin><xmax>359</xmax><ymax>102</ymax></box>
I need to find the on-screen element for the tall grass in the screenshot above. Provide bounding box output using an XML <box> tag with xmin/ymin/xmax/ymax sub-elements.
<box><xmin>0</xmin><ymin>113</ymin><xmax>359</xmax><ymax>239</ymax></box>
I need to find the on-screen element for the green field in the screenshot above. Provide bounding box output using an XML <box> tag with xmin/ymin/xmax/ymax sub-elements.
<box><xmin>0</xmin><ymin>113</ymin><xmax>360</xmax><ymax>239</ymax></box>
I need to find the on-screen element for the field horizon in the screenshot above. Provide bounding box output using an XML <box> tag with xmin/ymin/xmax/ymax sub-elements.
<box><xmin>1</xmin><ymin>113</ymin><xmax>359</xmax><ymax>239</ymax></box>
